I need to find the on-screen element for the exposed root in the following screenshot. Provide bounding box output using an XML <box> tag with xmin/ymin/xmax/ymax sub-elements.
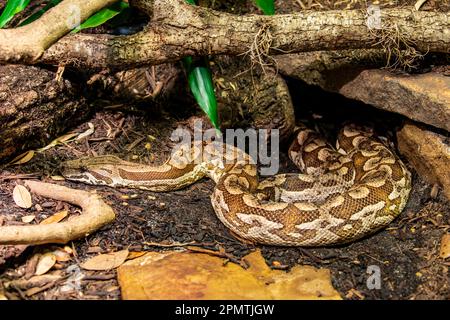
<box><xmin>241</xmin><ymin>23</ymin><xmax>278</xmax><ymax>76</ymax></box>
<box><xmin>0</xmin><ymin>181</ymin><xmax>115</xmax><ymax>245</ymax></box>
<box><xmin>369</xmin><ymin>16</ymin><xmax>426</xmax><ymax>70</ymax></box>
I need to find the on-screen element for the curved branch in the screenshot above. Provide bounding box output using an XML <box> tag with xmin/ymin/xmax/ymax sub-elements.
<box><xmin>0</xmin><ymin>181</ymin><xmax>116</xmax><ymax>245</ymax></box>
<box><xmin>0</xmin><ymin>0</ymin><xmax>118</xmax><ymax>63</ymax></box>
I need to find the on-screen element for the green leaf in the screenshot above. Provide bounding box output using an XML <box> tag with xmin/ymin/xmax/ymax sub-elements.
<box><xmin>71</xmin><ymin>1</ymin><xmax>129</xmax><ymax>33</ymax></box>
<box><xmin>0</xmin><ymin>0</ymin><xmax>31</xmax><ymax>28</ymax></box>
<box><xmin>184</xmin><ymin>58</ymin><xmax>220</xmax><ymax>130</ymax></box>
<box><xmin>19</xmin><ymin>0</ymin><xmax>62</xmax><ymax>26</ymax></box>
<box><xmin>183</xmin><ymin>0</ymin><xmax>219</xmax><ymax>130</ymax></box>
<box><xmin>253</xmin><ymin>0</ymin><xmax>275</xmax><ymax>15</ymax></box>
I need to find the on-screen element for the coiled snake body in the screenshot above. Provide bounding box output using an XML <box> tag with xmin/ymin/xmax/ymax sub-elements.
<box><xmin>61</xmin><ymin>125</ymin><xmax>411</xmax><ymax>246</ymax></box>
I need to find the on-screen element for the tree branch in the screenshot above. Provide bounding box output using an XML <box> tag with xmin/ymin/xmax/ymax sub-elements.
<box><xmin>0</xmin><ymin>0</ymin><xmax>118</xmax><ymax>63</ymax></box>
<box><xmin>0</xmin><ymin>181</ymin><xmax>115</xmax><ymax>245</ymax></box>
<box><xmin>0</xmin><ymin>0</ymin><xmax>448</xmax><ymax>68</ymax></box>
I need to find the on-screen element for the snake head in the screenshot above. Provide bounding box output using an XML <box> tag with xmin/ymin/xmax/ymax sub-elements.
<box><xmin>60</xmin><ymin>156</ymin><xmax>121</xmax><ymax>186</ymax></box>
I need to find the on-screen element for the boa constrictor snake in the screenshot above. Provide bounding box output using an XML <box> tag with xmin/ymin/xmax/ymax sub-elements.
<box><xmin>61</xmin><ymin>124</ymin><xmax>411</xmax><ymax>246</ymax></box>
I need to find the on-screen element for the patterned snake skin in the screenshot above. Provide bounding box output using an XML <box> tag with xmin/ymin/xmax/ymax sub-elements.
<box><xmin>61</xmin><ymin>124</ymin><xmax>411</xmax><ymax>246</ymax></box>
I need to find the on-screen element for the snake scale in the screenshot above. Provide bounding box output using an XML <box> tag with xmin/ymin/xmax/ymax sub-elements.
<box><xmin>61</xmin><ymin>124</ymin><xmax>411</xmax><ymax>246</ymax></box>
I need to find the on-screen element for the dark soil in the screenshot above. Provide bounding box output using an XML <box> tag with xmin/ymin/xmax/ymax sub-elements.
<box><xmin>0</xmin><ymin>78</ymin><xmax>449</xmax><ymax>300</ymax></box>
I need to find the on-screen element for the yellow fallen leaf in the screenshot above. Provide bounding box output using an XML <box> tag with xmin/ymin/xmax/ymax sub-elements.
<box><xmin>126</xmin><ymin>251</ymin><xmax>147</xmax><ymax>261</ymax></box>
<box><xmin>440</xmin><ymin>234</ymin><xmax>450</xmax><ymax>259</ymax></box>
<box><xmin>13</xmin><ymin>185</ymin><xmax>32</xmax><ymax>209</ymax></box>
<box><xmin>81</xmin><ymin>250</ymin><xmax>129</xmax><ymax>271</ymax></box>
<box><xmin>40</xmin><ymin>210</ymin><xmax>68</xmax><ymax>225</ymax></box>
<box><xmin>63</xmin><ymin>246</ymin><xmax>73</xmax><ymax>255</ymax></box>
<box><xmin>8</xmin><ymin>150</ymin><xmax>35</xmax><ymax>165</ymax></box>
<box><xmin>117</xmin><ymin>250</ymin><xmax>341</xmax><ymax>300</ymax></box>
<box><xmin>21</xmin><ymin>215</ymin><xmax>36</xmax><ymax>223</ymax></box>
<box><xmin>35</xmin><ymin>253</ymin><xmax>57</xmax><ymax>276</ymax></box>
<box><xmin>37</xmin><ymin>133</ymin><xmax>79</xmax><ymax>152</ymax></box>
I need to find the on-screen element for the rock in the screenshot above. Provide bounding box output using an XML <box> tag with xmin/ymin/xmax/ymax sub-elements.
<box><xmin>337</xmin><ymin>70</ymin><xmax>450</xmax><ymax>132</ymax></box>
<box><xmin>276</xmin><ymin>50</ymin><xmax>386</xmax><ymax>88</ymax></box>
<box><xmin>440</xmin><ymin>234</ymin><xmax>450</xmax><ymax>259</ymax></box>
<box><xmin>397</xmin><ymin>123</ymin><xmax>450</xmax><ymax>200</ymax></box>
<box><xmin>117</xmin><ymin>250</ymin><xmax>341</xmax><ymax>300</ymax></box>
<box><xmin>278</xmin><ymin>53</ymin><xmax>450</xmax><ymax>132</ymax></box>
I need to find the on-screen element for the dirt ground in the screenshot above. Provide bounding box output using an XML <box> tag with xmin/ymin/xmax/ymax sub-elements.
<box><xmin>0</xmin><ymin>77</ymin><xmax>449</xmax><ymax>300</ymax></box>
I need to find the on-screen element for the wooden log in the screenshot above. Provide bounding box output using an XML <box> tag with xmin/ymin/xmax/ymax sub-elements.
<box><xmin>0</xmin><ymin>65</ymin><xmax>91</xmax><ymax>161</ymax></box>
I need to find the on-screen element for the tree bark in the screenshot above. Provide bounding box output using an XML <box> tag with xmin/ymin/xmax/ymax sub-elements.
<box><xmin>0</xmin><ymin>0</ymin><xmax>448</xmax><ymax>69</ymax></box>
<box><xmin>211</xmin><ymin>56</ymin><xmax>295</xmax><ymax>142</ymax></box>
<box><xmin>0</xmin><ymin>65</ymin><xmax>90</xmax><ymax>161</ymax></box>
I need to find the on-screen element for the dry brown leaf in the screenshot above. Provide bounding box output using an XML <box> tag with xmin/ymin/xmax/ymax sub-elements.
<box><xmin>13</xmin><ymin>185</ymin><xmax>32</xmax><ymax>209</ymax></box>
<box><xmin>439</xmin><ymin>234</ymin><xmax>450</xmax><ymax>259</ymax></box>
<box><xmin>5</xmin><ymin>274</ymin><xmax>61</xmax><ymax>290</ymax></box>
<box><xmin>8</xmin><ymin>150</ymin><xmax>35</xmax><ymax>165</ymax></box>
<box><xmin>63</xmin><ymin>246</ymin><xmax>73</xmax><ymax>255</ymax></box>
<box><xmin>76</xmin><ymin>122</ymin><xmax>95</xmax><ymax>140</ymax></box>
<box><xmin>81</xmin><ymin>250</ymin><xmax>129</xmax><ymax>271</ymax></box>
<box><xmin>35</xmin><ymin>253</ymin><xmax>57</xmax><ymax>275</ymax></box>
<box><xmin>37</xmin><ymin>133</ymin><xmax>79</xmax><ymax>152</ymax></box>
<box><xmin>127</xmin><ymin>251</ymin><xmax>148</xmax><ymax>261</ymax></box>
<box><xmin>54</xmin><ymin>133</ymin><xmax>79</xmax><ymax>143</ymax></box>
<box><xmin>414</xmin><ymin>0</ymin><xmax>428</xmax><ymax>10</ymax></box>
<box><xmin>21</xmin><ymin>215</ymin><xmax>36</xmax><ymax>223</ymax></box>
<box><xmin>40</xmin><ymin>210</ymin><xmax>68</xmax><ymax>225</ymax></box>
<box><xmin>53</xmin><ymin>249</ymin><xmax>72</xmax><ymax>262</ymax></box>
<box><xmin>117</xmin><ymin>250</ymin><xmax>341</xmax><ymax>300</ymax></box>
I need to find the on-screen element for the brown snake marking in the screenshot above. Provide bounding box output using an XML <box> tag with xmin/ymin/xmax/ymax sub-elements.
<box><xmin>61</xmin><ymin>124</ymin><xmax>411</xmax><ymax>246</ymax></box>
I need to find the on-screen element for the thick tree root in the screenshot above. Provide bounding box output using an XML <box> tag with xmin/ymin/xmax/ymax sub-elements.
<box><xmin>0</xmin><ymin>181</ymin><xmax>115</xmax><ymax>245</ymax></box>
